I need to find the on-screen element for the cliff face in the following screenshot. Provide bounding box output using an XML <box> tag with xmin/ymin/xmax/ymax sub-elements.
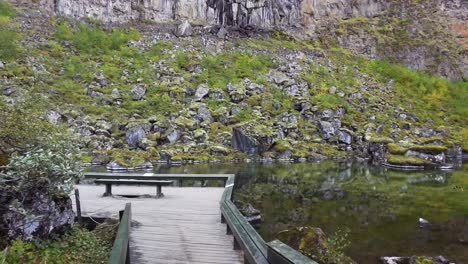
<box><xmin>39</xmin><ymin>0</ymin><xmax>390</xmax><ymax>27</ymax></box>
<box><xmin>37</xmin><ymin>0</ymin><xmax>466</xmax><ymax>80</ymax></box>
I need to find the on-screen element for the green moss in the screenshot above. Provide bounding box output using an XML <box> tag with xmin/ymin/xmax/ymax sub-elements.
<box><xmin>369</xmin><ymin>137</ymin><xmax>394</xmax><ymax>144</ymax></box>
<box><xmin>273</xmin><ymin>140</ymin><xmax>293</xmax><ymax>152</ymax></box>
<box><xmin>387</xmin><ymin>155</ymin><xmax>433</xmax><ymax>166</ymax></box>
<box><xmin>80</xmin><ymin>154</ymin><xmax>93</xmax><ymax>163</ymax></box>
<box><xmin>107</xmin><ymin>149</ymin><xmax>151</xmax><ymax>167</ymax></box>
<box><xmin>409</xmin><ymin>145</ymin><xmax>447</xmax><ymax>154</ymax></box>
<box><xmin>387</xmin><ymin>143</ymin><xmax>408</xmax><ymax>155</ymax></box>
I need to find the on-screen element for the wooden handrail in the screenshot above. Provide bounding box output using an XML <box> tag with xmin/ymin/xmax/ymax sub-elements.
<box><xmin>108</xmin><ymin>203</ymin><xmax>131</xmax><ymax>264</ymax></box>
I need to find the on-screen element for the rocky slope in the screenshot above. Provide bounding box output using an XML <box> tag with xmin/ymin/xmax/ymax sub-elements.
<box><xmin>34</xmin><ymin>0</ymin><xmax>468</xmax><ymax>80</ymax></box>
<box><xmin>0</xmin><ymin>0</ymin><xmax>467</xmax><ymax>169</ymax></box>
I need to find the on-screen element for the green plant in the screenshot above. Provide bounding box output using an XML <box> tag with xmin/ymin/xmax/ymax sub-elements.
<box><xmin>0</xmin><ymin>139</ymin><xmax>83</xmax><ymax>194</ymax></box>
<box><xmin>2</xmin><ymin>226</ymin><xmax>112</xmax><ymax>263</ymax></box>
<box><xmin>0</xmin><ymin>0</ymin><xmax>15</xmax><ymax>17</ymax></box>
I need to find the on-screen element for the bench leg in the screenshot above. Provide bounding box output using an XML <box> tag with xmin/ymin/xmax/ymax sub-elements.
<box><xmin>104</xmin><ymin>184</ymin><xmax>112</xmax><ymax>197</ymax></box>
<box><xmin>156</xmin><ymin>185</ymin><xmax>164</xmax><ymax>198</ymax></box>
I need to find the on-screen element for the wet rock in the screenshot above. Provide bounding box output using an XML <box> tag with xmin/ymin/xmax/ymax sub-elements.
<box><xmin>131</xmin><ymin>84</ymin><xmax>146</xmax><ymax>100</ymax></box>
<box><xmin>106</xmin><ymin>160</ymin><xmax>128</xmax><ymax>171</ymax></box>
<box><xmin>174</xmin><ymin>20</ymin><xmax>193</xmax><ymax>37</ymax></box>
<box><xmin>380</xmin><ymin>255</ymin><xmax>450</xmax><ymax>264</ymax></box>
<box><xmin>419</xmin><ymin>218</ymin><xmax>431</xmax><ymax>228</ymax></box>
<box><xmin>232</xmin><ymin>123</ymin><xmax>274</xmax><ymax>155</ymax></box>
<box><xmin>126</xmin><ymin>126</ymin><xmax>146</xmax><ymax>149</ymax></box>
<box><xmin>194</xmin><ymin>84</ymin><xmax>210</xmax><ymax>101</ymax></box>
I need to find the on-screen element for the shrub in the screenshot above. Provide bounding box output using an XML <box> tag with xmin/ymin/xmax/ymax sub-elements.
<box><xmin>1</xmin><ymin>139</ymin><xmax>83</xmax><ymax>194</ymax></box>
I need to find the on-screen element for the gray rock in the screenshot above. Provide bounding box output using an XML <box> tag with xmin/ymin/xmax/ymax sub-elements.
<box><xmin>0</xmin><ymin>183</ymin><xmax>74</xmax><ymax>242</ymax></box>
<box><xmin>111</xmin><ymin>88</ymin><xmax>121</xmax><ymax>99</ymax></box>
<box><xmin>217</xmin><ymin>26</ymin><xmax>228</xmax><ymax>39</ymax></box>
<box><xmin>197</xmin><ymin>105</ymin><xmax>213</xmax><ymax>122</ymax></box>
<box><xmin>231</xmin><ymin>124</ymin><xmax>274</xmax><ymax>155</ymax></box>
<box><xmin>194</xmin><ymin>84</ymin><xmax>210</xmax><ymax>101</ymax></box>
<box><xmin>106</xmin><ymin>160</ymin><xmax>128</xmax><ymax>171</ymax></box>
<box><xmin>167</xmin><ymin>129</ymin><xmax>181</xmax><ymax>143</ymax></box>
<box><xmin>131</xmin><ymin>84</ymin><xmax>146</xmax><ymax>100</ymax></box>
<box><xmin>321</xmin><ymin>109</ymin><xmax>334</xmax><ymax>121</ymax></box>
<box><xmin>126</xmin><ymin>126</ymin><xmax>146</xmax><ymax>149</ymax></box>
<box><xmin>338</xmin><ymin>130</ymin><xmax>352</xmax><ymax>145</ymax></box>
<box><xmin>0</xmin><ymin>61</ymin><xmax>4</xmax><ymax>69</ymax></box>
<box><xmin>3</xmin><ymin>87</ymin><xmax>16</xmax><ymax>96</ymax></box>
<box><xmin>46</xmin><ymin>110</ymin><xmax>63</xmax><ymax>125</ymax></box>
<box><xmin>317</xmin><ymin>121</ymin><xmax>335</xmax><ymax>139</ymax></box>
<box><xmin>175</xmin><ymin>20</ymin><xmax>193</xmax><ymax>37</ymax></box>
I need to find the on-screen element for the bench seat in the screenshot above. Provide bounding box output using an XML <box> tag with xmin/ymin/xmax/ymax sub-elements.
<box><xmin>94</xmin><ymin>179</ymin><xmax>173</xmax><ymax>198</ymax></box>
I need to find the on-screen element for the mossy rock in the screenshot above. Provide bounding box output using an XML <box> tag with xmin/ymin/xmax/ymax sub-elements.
<box><xmin>387</xmin><ymin>143</ymin><xmax>408</xmax><ymax>155</ymax></box>
<box><xmin>0</xmin><ymin>154</ymin><xmax>9</xmax><ymax>166</ymax></box>
<box><xmin>175</xmin><ymin>116</ymin><xmax>197</xmax><ymax>129</ymax></box>
<box><xmin>387</xmin><ymin>155</ymin><xmax>434</xmax><ymax>166</ymax></box>
<box><xmin>273</xmin><ymin>140</ymin><xmax>293</xmax><ymax>152</ymax></box>
<box><xmin>409</xmin><ymin>145</ymin><xmax>447</xmax><ymax>154</ymax></box>
<box><xmin>369</xmin><ymin>136</ymin><xmax>394</xmax><ymax>144</ymax></box>
<box><xmin>107</xmin><ymin>149</ymin><xmax>151</xmax><ymax>167</ymax></box>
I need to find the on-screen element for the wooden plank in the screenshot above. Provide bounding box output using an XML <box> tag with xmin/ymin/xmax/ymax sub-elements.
<box><xmin>95</xmin><ymin>179</ymin><xmax>173</xmax><ymax>185</ymax></box>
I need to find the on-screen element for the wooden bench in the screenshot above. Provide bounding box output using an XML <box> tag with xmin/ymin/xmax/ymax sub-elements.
<box><xmin>94</xmin><ymin>179</ymin><xmax>173</xmax><ymax>198</ymax></box>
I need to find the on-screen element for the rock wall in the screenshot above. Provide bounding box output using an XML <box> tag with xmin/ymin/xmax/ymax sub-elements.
<box><xmin>39</xmin><ymin>0</ymin><xmax>391</xmax><ymax>27</ymax></box>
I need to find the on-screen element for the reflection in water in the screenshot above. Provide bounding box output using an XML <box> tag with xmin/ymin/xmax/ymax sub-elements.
<box><xmin>88</xmin><ymin>161</ymin><xmax>468</xmax><ymax>263</ymax></box>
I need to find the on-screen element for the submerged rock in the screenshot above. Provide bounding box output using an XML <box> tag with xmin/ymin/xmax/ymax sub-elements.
<box><xmin>380</xmin><ymin>255</ymin><xmax>450</xmax><ymax>264</ymax></box>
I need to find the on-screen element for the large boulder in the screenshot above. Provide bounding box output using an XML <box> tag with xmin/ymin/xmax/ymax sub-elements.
<box><xmin>126</xmin><ymin>126</ymin><xmax>146</xmax><ymax>149</ymax></box>
<box><xmin>232</xmin><ymin>123</ymin><xmax>274</xmax><ymax>155</ymax></box>
<box><xmin>174</xmin><ymin>20</ymin><xmax>193</xmax><ymax>37</ymax></box>
<box><xmin>0</xmin><ymin>179</ymin><xmax>74</xmax><ymax>242</ymax></box>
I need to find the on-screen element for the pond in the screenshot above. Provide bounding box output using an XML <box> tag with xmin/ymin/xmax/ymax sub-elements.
<box><xmin>90</xmin><ymin>161</ymin><xmax>468</xmax><ymax>263</ymax></box>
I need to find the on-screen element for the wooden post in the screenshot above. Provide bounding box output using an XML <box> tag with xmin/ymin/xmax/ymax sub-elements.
<box><xmin>104</xmin><ymin>184</ymin><xmax>112</xmax><ymax>196</ymax></box>
<box><xmin>227</xmin><ymin>224</ymin><xmax>232</xmax><ymax>235</ymax></box>
<box><xmin>221</xmin><ymin>213</ymin><xmax>226</xmax><ymax>223</ymax></box>
<box><xmin>156</xmin><ymin>185</ymin><xmax>162</xmax><ymax>198</ymax></box>
<box><xmin>233</xmin><ymin>237</ymin><xmax>241</xmax><ymax>250</ymax></box>
<box><xmin>74</xmin><ymin>189</ymin><xmax>82</xmax><ymax>225</ymax></box>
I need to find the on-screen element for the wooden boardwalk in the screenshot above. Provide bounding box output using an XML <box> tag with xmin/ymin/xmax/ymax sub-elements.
<box><xmin>73</xmin><ymin>184</ymin><xmax>243</xmax><ymax>264</ymax></box>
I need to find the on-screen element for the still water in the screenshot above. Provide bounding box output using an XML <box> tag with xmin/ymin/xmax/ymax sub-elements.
<box><xmin>92</xmin><ymin>161</ymin><xmax>468</xmax><ymax>263</ymax></box>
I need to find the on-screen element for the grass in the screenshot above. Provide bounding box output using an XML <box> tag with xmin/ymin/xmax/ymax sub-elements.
<box><xmin>408</xmin><ymin>145</ymin><xmax>447</xmax><ymax>154</ymax></box>
<box><xmin>387</xmin><ymin>143</ymin><xmax>408</xmax><ymax>155</ymax></box>
<box><xmin>0</xmin><ymin>1</ymin><xmax>20</xmax><ymax>61</ymax></box>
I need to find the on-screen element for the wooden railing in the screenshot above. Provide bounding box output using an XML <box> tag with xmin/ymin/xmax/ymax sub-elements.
<box><xmin>84</xmin><ymin>172</ymin><xmax>316</xmax><ymax>264</ymax></box>
<box><xmin>219</xmin><ymin>174</ymin><xmax>318</xmax><ymax>264</ymax></box>
<box><xmin>108</xmin><ymin>203</ymin><xmax>131</xmax><ymax>264</ymax></box>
